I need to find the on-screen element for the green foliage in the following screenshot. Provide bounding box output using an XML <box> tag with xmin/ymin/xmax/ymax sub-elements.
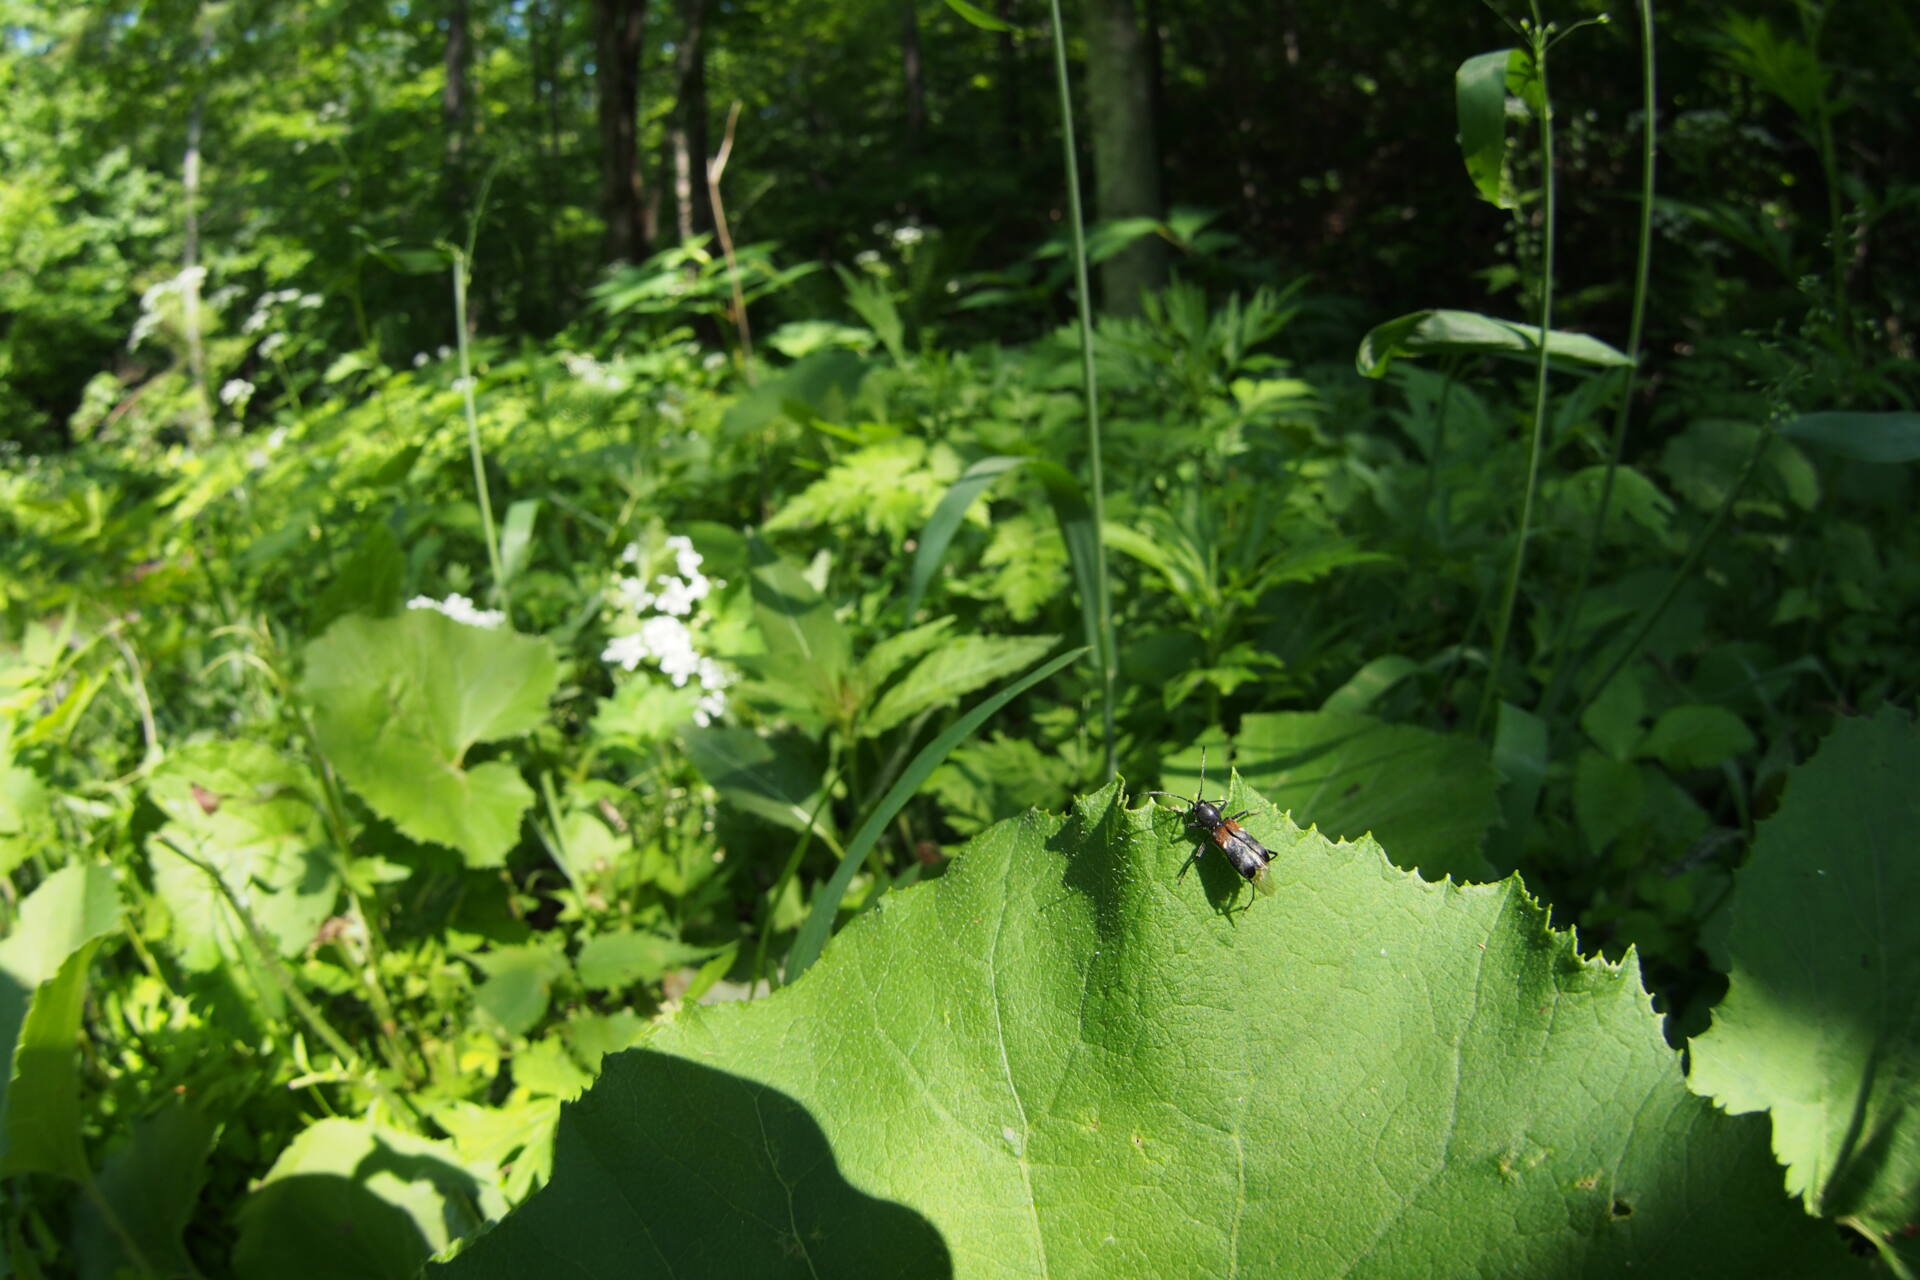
<box><xmin>1689</xmin><ymin>708</ymin><xmax>1920</xmax><ymax>1264</ymax></box>
<box><xmin>3</xmin><ymin>0</ymin><xmax>1918</xmax><ymax>1269</ymax></box>
<box><xmin>299</xmin><ymin>611</ymin><xmax>561</xmax><ymax>869</ymax></box>
<box><xmin>441</xmin><ymin>781</ymin><xmax>1852</xmax><ymax>1277</ymax></box>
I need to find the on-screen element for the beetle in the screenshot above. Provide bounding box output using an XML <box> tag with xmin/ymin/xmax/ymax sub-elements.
<box><xmin>1141</xmin><ymin>748</ymin><xmax>1277</xmax><ymax>898</ymax></box>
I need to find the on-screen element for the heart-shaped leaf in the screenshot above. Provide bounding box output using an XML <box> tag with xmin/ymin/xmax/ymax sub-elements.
<box><xmin>299</xmin><ymin>611</ymin><xmax>559</xmax><ymax>868</ymax></box>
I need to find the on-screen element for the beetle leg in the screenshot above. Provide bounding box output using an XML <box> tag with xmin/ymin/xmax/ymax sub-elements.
<box><xmin>1176</xmin><ymin>847</ymin><xmax>1204</xmax><ymax>881</ymax></box>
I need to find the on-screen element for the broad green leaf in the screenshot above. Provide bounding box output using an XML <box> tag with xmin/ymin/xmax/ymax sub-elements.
<box><xmin>72</xmin><ymin>1101</ymin><xmax>217</xmax><ymax>1280</ymax></box>
<box><xmin>441</xmin><ymin>781</ymin><xmax>1851</xmax><ymax>1278</ymax></box>
<box><xmin>575</xmin><ymin>931</ymin><xmax>720</xmax><ymax>992</ymax></box>
<box><xmin>864</xmin><ymin>633</ymin><xmax>1061</xmax><ymax>737</ymax></box>
<box><xmin>1573</xmin><ymin>750</ymin><xmax>1647</xmax><ymax>852</ymax></box>
<box><xmin>1637</xmin><ymin>704</ymin><xmax>1756</xmax><ymax>771</ymax></box>
<box><xmin>1456</xmin><ymin>49</ymin><xmax>1525</xmax><ymax>209</ymax></box>
<box><xmin>299</xmin><ymin>611</ymin><xmax>560</xmax><ymax>868</ymax></box>
<box><xmin>787</xmin><ymin>646</ymin><xmax>1089</xmax><ymax>980</ymax></box>
<box><xmin>1216</xmin><ymin>711</ymin><xmax>1499</xmax><ymax>882</ymax></box>
<box><xmin>234</xmin><ymin>1118</ymin><xmax>507</xmax><ymax>1280</ymax></box>
<box><xmin>683</xmin><ymin>726</ymin><xmax>837</xmax><ymax>845</ymax></box>
<box><xmin>1689</xmin><ymin>708</ymin><xmax>1920</xmax><ymax>1247</ymax></box>
<box><xmin>143</xmin><ymin>741</ymin><xmax>337</xmax><ymax>970</ymax></box>
<box><xmin>1356</xmin><ymin>309</ymin><xmax>1632</xmax><ymax>378</ymax></box>
<box><xmin>471</xmin><ymin>943</ymin><xmax>571</xmax><ymax>1037</ymax></box>
<box><xmin>0</xmin><ymin>863</ymin><xmax>120</xmax><ymax>1179</ymax></box>
<box><xmin>0</xmin><ymin>943</ymin><xmax>102</xmax><ymax>1180</ymax></box>
<box><xmin>0</xmin><ymin>863</ymin><xmax>120</xmax><ymax>990</ymax></box>
<box><xmin>1778</xmin><ymin>410</ymin><xmax>1920</xmax><ymax>464</ymax></box>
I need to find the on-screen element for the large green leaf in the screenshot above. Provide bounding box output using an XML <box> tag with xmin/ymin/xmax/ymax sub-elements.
<box><xmin>1688</xmin><ymin>708</ymin><xmax>1920</xmax><ymax>1252</ymax></box>
<box><xmin>143</xmin><ymin>741</ymin><xmax>338</xmax><ymax>971</ymax></box>
<box><xmin>443</xmin><ymin>781</ymin><xmax>1851</xmax><ymax>1278</ymax></box>
<box><xmin>72</xmin><ymin>1101</ymin><xmax>218</xmax><ymax>1280</ymax></box>
<box><xmin>0</xmin><ymin>863</ymin><xmax>121</xmax><ymax>1179</ymax></box>
<box><xmin>234</xmin><ymin>1117</ymin><xmax>508</xmax><ymax>1280</ymax></box>
<box><xmin>1455</xmin><ymin>49</ymin><xmax>1526</xmax><ymax>209</ymax></box>
<box><xmin>298</xmin><ymin>611</ymin><xmax>560</xmax><ymax>868</ymax></box>
<box><xmin>1218</xmin><ymin>710</ymin><xmax>1500</xmax><ymax>882</ymax></box>
<box><xmin>1356</xmin><ymin>309</ymin><xmax>1633</xmax><ymax>378</ymax></box>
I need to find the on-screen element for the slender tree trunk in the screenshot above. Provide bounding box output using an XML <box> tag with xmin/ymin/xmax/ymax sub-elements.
<box><xmin>901</xmin><ymin>1</ymin><xmax>926</xmax><ymax>160</ymax></box>
<box><xmin>1084</xmin><ymin>0</ymin><xmax>1166</xmax><ymax>316</ymax></box>
<box><xmin>443</xmin><ymin>0</ymin><xmax>471</xmax><ymax>220</ymax></box>
<box><xmin>530</xmin><ymin>0</ymin><xmax>566</xmax><ymax>318</ymax></box>
<box><xmin>182</xmin><ymin>7</ymin><xmax>212</xmax><ymax>438</ymax></box>
<box><xmin>594</xmin><ymin>0</ymin><xmax>652</xmax><ymax>264</ymax></box>
<box><xmin>664</xmin><ymin>0</ymin><xmax>711</xmax><ymax>244</ymax></box>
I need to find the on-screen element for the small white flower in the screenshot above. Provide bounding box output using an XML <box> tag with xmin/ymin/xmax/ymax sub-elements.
<box><xmin>854</xmin><ymin>249</ymin><xmax>881</xmax><ymax>267</ymax></box>
<box><xmin>601</xmin><ymin>632</ymin><xmax>649</xmax><ymax>671</ymax></box>
<box><xmin>219</xmin><ymin>378</ymin><xmax>254</xmax><ymax>406</ymax></box>
<box><xmin>666</xmin><ymin>535</ymin><xmax>703</xmax><ymax>578</ymax></box>
<box><xmin>259</xmin><ymin>332</ymin><xmax>288</xmax><ymax>357</ymax></box>
<box><xmin>652</xmin><ymin>574</ymin><xmax>710</xmax><ymax>617</ymax></box>
<box><xmin>892</xmin><ymin>224</ymin><xmax>925</xmax><ymax>247</ymax></box>
<box><xmin>412</xmin><ymin>352</ymin><xmax>430</xmax><ymax>368</ymax></box>
<box><xmin>450</xmin><ymin>375</ymin><xmax>474</xmax><ymax>393</ymax></box>
<box><xmin>407</xmin><ymin>593</ymin><xmax>504</xmax><ymax>629</ymax></box>
<box><xmin>267</xmin><ymin>426</ymin><xmax>289</xmax><ymax>449</ymax></box>
<box><xmin>612</xmin><ymin>575</ymin><xmax>656</xmax><ymax>612</ymax></box>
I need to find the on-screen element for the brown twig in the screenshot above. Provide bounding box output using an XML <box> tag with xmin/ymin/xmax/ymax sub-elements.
<box><xmin>706</xmin><ymin>99</ymin><xmax>752</xmax><ymax>373</ymax></box>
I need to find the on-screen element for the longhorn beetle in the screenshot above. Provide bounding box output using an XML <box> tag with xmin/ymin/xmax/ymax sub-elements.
<box><xmin>1141</xmin><ymin>748</ymin><xmax>1277</xmax><ymax>898</ymax></box>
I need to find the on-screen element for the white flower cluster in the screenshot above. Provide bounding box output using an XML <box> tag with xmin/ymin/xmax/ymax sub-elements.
<box><xmin>558</xmin><ymin>350</ymin><xmax>628</xmax><ymax>393</ymax></box>
<box><xmin>128</xmin><ymin>266</ymin><xmax>207</xmax><ymax>351</ymax></box>
<box><xmin>407</xmin><ymin>593</ymin><xmax>505</xmax><ymax>629</ymax></box>
<box><xmin>242</xmin><ymin>288</ymin><xmax>322</xmax><ymax>336</ymax></box>
<box><xmin>220</xmin><ymin>378</ymin><xmax>254</xmax><ymax>407</ymax></box>
<box><xmin>601</xmin><ymin>535</ymin><xmax>731</xmax><ymax>726</ymax></box>
<box><xmin>412</xmin><ymin>345</ymin><xmax>455</xmax><ymax>369</ymax></box>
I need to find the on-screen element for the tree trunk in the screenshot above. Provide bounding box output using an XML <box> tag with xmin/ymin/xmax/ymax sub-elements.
<box><xmin>594</xmin><ymin>0</ymin><xmax>652</xmax><ymax>264</ymax></box>
<box><xmin>443</xmin><ymin>0</ymin><xmax>471</xmax><ymax>223</ymax></box>
<box><xmin>1084</xmin><ymin>0</ymin><xmax>1166</xmax><ymax>316</ymax></box>
<box><xmin>664</xmin><ymin>0</ymin><xmax>711</xmax><ymax>244</ymax></box>
<box><xmin>901</xmin><ymin>1</ymin><xmax>926</xmax><ymax>160</ymax></box>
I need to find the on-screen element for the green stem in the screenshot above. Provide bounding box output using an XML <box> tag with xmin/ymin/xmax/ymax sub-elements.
<box><xmin>1047</xmin><ymin>0</ymin><xmax>1117</xmax><ymax>782</ymax></box>
<box><xmin>156</xmin><ymin>836</ymin><xmax>422</xmax><ymax>1125</ymax></box>
<box><xmin>451</xmin><ymin>248</ymin><xmax>509</xmax><ymax>625</ymax></box>
<box><xmin>1540</xmin><ymin>0</ymin><xmax>1657</xmax><ymax>719</ymax></box>
<box><xmin>1476</xmin><ymin>17</ymin><xmax>1557</xmax><ymax>735</ymax></box>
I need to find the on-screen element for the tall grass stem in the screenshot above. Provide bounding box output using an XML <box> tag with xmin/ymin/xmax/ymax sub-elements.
<box><xmin>1475</xmin><ymin>13</ymin><xmax>1558</xmax><ymax>735</ymax></box>
<box><xmin>1540</xmin><ymin>0</ymin><xmax>1657</xmax><ymax>718</ymax></box>
<box><xmin>1047</xmin><ymin>0</ymin><xmax>1118</xmax><ymax>781</ymax></box>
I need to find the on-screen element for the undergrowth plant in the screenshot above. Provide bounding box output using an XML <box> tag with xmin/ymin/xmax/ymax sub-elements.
<box><xmin>5</xmin><ymin>1</ymin><xmax>1920</xmax><ymax>1276</ymax></box>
